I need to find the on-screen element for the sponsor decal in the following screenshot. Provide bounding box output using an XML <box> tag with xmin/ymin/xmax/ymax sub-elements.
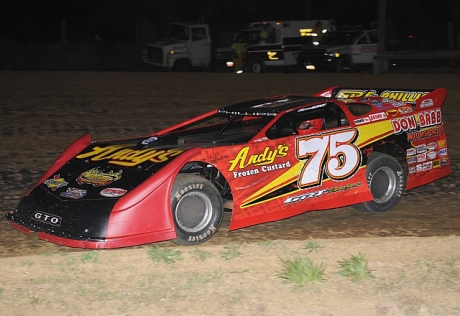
<box><xmin>409</xmin><ymin>166</ymin><xmax>416</xmax><ymax>174</ymax></box>
<box><xmin>393</xmin><ymin>101</ymin><xmax>406</xmax><ymax>107</ymax></box>
<box><xmin>398</xmin><ymin>106</ymin><xmax>413</xmax><ymax>114</ymax></box>
<box><xmin>232</xmin><ymin>161</ymin><xmax>291</xmax><ymax>179</ymax></box>
<box><xmin>100</xmin><ymin>187</ymin><xmax>127</xmax><ymax>198</ymax></box>
<box><xmin>438</xmin><ymin>139</ymin><xmax>447</xmax><ymax>148</ymax></box>
<box><xmin>77</xmin><ymin>167</ymin><xmax>123</xmax><ymax>187</ymax></box>
<box><xmin>31</xmin><ymin>211</ymin><xmax>62</xmax><ymax>227</ymax></box>
<box><xmin>228</xmin><ymin>144</ymin><xmax>288</xmax><ymax>172</ymax></box>
<box><xmin>417</xmin><ymin>153</ymin><xmax>426</xmax><ymax>163</ymax></box>
<box><xmin>368</xmin><ymin>112</ymin><xmax>387</xmax><ymax>121</ymax></box>
<box><xmin>284</xmin><ymin>182</ymin><xmax>363</xmax><ymax>204</ymax></box>
<box><xmin>76</xmin><ymin>145</ymin><xmax>183</xmax><ymax>167</ymax></box>
<box><xmin>141</xmin><ymin>136</ymin><xmax>158</xmax><ymax>145</ymax></box>
<box><xmin>354</xmin><ymin>117</ymin><xmax>370</xmax><ymax>125</ymax></box>
<box><xmin>386</xmin><ymin>109</ymin><xmax>399</xmax><ymax>117</ymax></box>
<box><xmin>407</xmin><ymin>156</ymin><xmax>417</xmax><ymax>164</ymax></box>
<box><xmin>418</xmin><ymin>109</ymin><xmax>442</xmax><ymax>128</ymax></box>
<box><xmin>60</xmin><ymin>188</ymin><xmax>87</xmax><ymax>199</ymax></box>
<box><xmin>406</xmin><ymin>148</ymin><xmax>416</xmax><ymax>156</ymax></box>
<box><xmin>427</xmin><ymin>142</ymin><xmax>437</xmax><ymax>151</ymax></box>
<box><xmin>438</xmin><ymin>148</ymin><xmax>448</xmax><ymax>157</ymax></box>
<box><xmin>44</xmin><ymin>174</ymin><xmax>68</xmax><ymax>191</ymax></box>
<box><xmin>420</xmin><ymin>98</ymin><xmax>434</xmax><ymax>108</ymax></box>
<box><xmin>423</xmin><ymin>161</ymin><xmax>432</xmax><ymax>171</ymax></box>
<box><xmin>432</xmin><ymin>159</ymin><xmax>441</xmax><ymax>168</ymax></box>
<box><xmin>441</xmin><ymin>157</ymin><xmax>449</xmax><ymax>167</ymax></box>
<box><xmin>427</xmin><ymin>151</ymin><xmax>437</xmax><ymax>160</ymax></box>
<box><xmin>335</xmin><ymin>89</ymin><xmax>428</xmax><ymax>102</ymax></box>
<box><xmin>407</xmin><ymin>126</ymin><xmax>442</xmax><ymax>142</ymax></box>
<box><xmin>391</xmin><ymin>115</ymin><xmax>417</xmax><ymax>134</ymax></box>
<box><xmin>416</xmin><ymin>144</ymin><xmax>427</xmax><ymax>154</ymax></box>
<box><xmin>416</xmin><ymin>164</ymin><xmax>423</xmax><ymax>172</ymax></box>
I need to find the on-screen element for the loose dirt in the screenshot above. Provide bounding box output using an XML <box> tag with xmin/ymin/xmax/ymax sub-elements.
<box><xmin>0</xmin><ymin>71</ymin><xmax>459</xmax><ymax>315</ymax></box>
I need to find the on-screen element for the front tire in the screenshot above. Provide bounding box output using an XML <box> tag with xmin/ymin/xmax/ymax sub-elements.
<box><xmin>353</xmin><ymin>152</ymin><xmax>406</xmax><ymax>214</ymax></box>
<box><xmin>248</xmin><ymin>58</ymin><xmax>264</xmax><ymax>73</ymax></box>
<box><xmin>171</xmin><ymin>174</ymin><xmax>223</xmax><ymax>245</ymax></box>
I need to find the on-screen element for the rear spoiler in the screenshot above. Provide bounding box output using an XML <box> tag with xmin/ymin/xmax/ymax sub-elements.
<box><xmin>313</xmin><ymin>86</ymin><xmax>446</xmax><ymax>108</ymax></box>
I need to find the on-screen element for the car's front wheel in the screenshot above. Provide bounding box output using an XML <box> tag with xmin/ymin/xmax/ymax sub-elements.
<box><xmin>171</xmin><ymin>174</ymin><xmax>223</xmax><ymax>245</ymax></box>
<box><xmin>353</xmin><ymin>152</ymin><xmax>406</xmax><ymax>214</ymax></box>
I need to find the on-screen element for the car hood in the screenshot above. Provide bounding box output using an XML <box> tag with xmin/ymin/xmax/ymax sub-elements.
<box><xmin>37</xmin><ymin>136</ymin><xmax>190</xmax><ymax>201</ymax></box>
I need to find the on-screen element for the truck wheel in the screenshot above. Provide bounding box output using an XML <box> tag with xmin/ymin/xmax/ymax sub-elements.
<box><xmin>353</xmin><ymin>152</ymin><xmax>406</xmax><ymax>214</ymax></box>
<box><xmin>249</xmin><ymin>59</ymin><xmax>264</xmax><ymax>73</ymax></box>
<box><xmin>171</xmin><ymin>174</ymin><xmax>223</xmax><ymax>245</ymax></box>
<box><xmin>173</xmin><ymin>59</ymin><xmax>191</xmax><ymax>72</ymax></box>
<box><xmin>336</xmin><ymin>58</ymin><xmax>351</xmax><ymax>73</ymax></box>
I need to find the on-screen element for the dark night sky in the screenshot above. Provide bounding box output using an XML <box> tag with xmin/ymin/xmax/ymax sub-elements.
<box><xmin>0</xmin><ymin>0</ymin><xmax>457</xmax><ymax>43</ymax></box>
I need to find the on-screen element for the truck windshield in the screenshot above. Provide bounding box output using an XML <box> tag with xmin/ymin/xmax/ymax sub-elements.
<box><xmin>168</xmin><ymin>24</ymin><xmax>189</xmax><ymax>40</ymax></box>
<box><xmin>321</xmin><ymin>30</ymin><xmax>363</xmax><ymax>46</ymax></box>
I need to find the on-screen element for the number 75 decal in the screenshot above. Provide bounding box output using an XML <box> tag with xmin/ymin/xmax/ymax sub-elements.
<box><xmin>295</xmin><ymin>129</ymin><xmax>361</xmax><ymax>188</ymax></box>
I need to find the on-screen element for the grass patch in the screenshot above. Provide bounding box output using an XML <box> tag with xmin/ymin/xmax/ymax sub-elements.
<box><xmin>278</xmin><ymin>256</ymin><xmax>326</xmax><ymax>289</ymax></box>
<box><xmin>219</xmin><ymin>243</ymin><xmax>241</xmax><ymax>260</ymax></box>
<box><xmin>189</xmin><ymin>248</ymin><xmax>212</xmax><ymax>261</ymax></box>
<box><xmin>81</xmin><ymin>251</ymin><xmax>99</xmax><ymax>263</ymax></box>
<box><xmin>148</xmin><ymin>247</ymin><xmax>183</xmax><ymax>264</ymax></box>
<box><xmin>337</xmin><ymin>253</ymin><xmax>375</xmax><ymax>281</ymax></box>
<box><xmin>303</xmin><ymin>239</ymin><xmax>324</xmax><ymax>253</ymax></box>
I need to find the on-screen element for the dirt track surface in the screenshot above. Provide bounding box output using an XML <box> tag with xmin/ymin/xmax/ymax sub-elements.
<box><xmin>0</xmin><ymin>71</ymin><xmax>459</xmax><ymax>257</ymax></box>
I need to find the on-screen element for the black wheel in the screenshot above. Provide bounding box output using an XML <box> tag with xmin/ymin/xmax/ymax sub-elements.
<box><xmin>353</xmin><ymin>152</ymin><xmax>406</xmax><ymax>214</ymax></box>
<box><xmin>336</xmin><ymin>58</ymin><xmax>351</xmax><ymax>73</ymax></box>
<box><xmin>171</xmin><ymin>174</ymin><xmax>223</xmax><ymax>245</ymax></box>
<box><xmin>173</xmin><ymin>59</ymin><xmax>191</xmax><ymax>72</ymax></box>
<box><xmin>249</xmin><ymin>59</ymin><xmax>264</xmax><ymax>73</ymax></box>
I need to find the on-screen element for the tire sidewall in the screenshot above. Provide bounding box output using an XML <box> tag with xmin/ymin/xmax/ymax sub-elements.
<box><xmin>171</xmin><ymin>174</ymin><xmax>223</xmax><ymax>245</ymax></box>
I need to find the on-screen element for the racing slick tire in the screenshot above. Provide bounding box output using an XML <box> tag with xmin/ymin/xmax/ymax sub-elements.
<box><xmin>248</xmin><ymin>58</ymin><xmax>265</xmax><ymax>73</ymax></box>
<box><xmin>171</xmin><ymin>174</ymin><xmax>224</xmax><ymax>245</ymax></box>
<box><xmin>353</xmin><ymin>152</ymin><xmax>406</xmax><ymax>214</ymax></box>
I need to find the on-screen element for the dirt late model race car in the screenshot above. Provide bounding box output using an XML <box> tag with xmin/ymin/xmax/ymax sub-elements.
<box><xmin>6</xmin><ymin>86</ymin><xmax>452</xmax><ymax>249</ymax></box>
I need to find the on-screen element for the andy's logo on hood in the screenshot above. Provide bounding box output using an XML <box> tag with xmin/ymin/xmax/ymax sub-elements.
<box><xmin>76</xmin><ymin>145</ymin><xmax>183</xmax><ymax>167</ymax></box>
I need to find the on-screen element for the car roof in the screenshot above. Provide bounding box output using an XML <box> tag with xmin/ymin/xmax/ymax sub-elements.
<box><xmin>218</xmin><ymin>95</ymin><xmax>327</xmax><ymax>116</ymax></box>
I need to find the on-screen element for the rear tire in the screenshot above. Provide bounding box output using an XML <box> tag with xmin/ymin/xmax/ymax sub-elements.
<box><xmin>353</xmin><ymin>152</ymin><xmax>406</xmax><ymax>214</ymax></box>
<box><xmin>171</xmin><ymin>174</ymin><xmax>223</xmax><ymax>245</ymax></box>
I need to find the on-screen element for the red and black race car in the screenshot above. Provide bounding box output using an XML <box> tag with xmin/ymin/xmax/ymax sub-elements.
<box><xmin>6</xmin><ymin>86</ymin><xmax>452</xmax><ymax>249</ymax></box>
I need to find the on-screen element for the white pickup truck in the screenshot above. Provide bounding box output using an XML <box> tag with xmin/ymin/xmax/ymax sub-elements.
<box><xmin>142</xmin><ymin>22</ymin><xmax>211</xmax><ymax>71</ymax></box>
<box><xmin>297</xmin><ymin>29</ymin><xmax>378</xmax><ymax>72</ymax></box>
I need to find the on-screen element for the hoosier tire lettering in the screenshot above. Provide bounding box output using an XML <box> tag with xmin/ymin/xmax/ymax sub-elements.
<box><xmin>171</xmin><ymin>174</ymin><xmax>224</xmax><ymax>245</ymax></box>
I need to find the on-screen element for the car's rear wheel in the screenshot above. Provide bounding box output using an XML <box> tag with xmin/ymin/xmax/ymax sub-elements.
<box><xmin>353</xmin><ymin>152</ymin><xmax>406</xmax><ymax>214</ymax></box>
<box><xmin>171</xmin><ymin>174</ymin><xmax>223</xmax><ymax>245</ymax></box>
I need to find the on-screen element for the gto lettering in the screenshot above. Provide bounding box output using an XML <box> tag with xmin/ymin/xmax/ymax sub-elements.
<box><xmin>228</xmin><ymin>144</ymin><xmax>288</xmax><ymax>172</ymax></box>
<box><xmin>76</xmin><ymin>145</ymin><xmax>183</xmax><ymax>167</ymax></box>
<box><xmin>31</xmin><ymin>211</ymin><xmax>62</xmax><ymax>227</ymax></box>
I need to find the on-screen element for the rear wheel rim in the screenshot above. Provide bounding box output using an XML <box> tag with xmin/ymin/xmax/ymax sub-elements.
<box><xmin>370</xmin><ymin>166</ymin><xmax>397</xmax><ymax>204</ymax></box>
